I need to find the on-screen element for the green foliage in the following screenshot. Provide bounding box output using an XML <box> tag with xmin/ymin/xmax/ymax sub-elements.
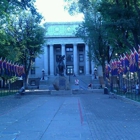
<box><xmin>0</xmin><ymin>0</ymin><xmax>43</xmax><ymax>60</ymax></box>
<box><xmin>5</xmin><ymin>12</ymin><xmax>46</xmax><ymax>86</ymax></box>
<box><xmin>98</xmin><ymin>0</ymin><xmax>140</xmax><ymax>49</ymax></box>
<box><xmin>66</xmin><ymin>0</ymin><xmax>140</xmax><ymax>75</ymax></box>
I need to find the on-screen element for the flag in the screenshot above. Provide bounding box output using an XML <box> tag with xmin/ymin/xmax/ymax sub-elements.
<box><xmin>120</xmin><ymin>55</ymin><xmax>124</xmax><ymax>73</ymax></box>
<box><xmin>117</xmin><ymin>58</ymin><xmax>123</xmax><ymax>74</ymax></box>
<box><xmin>134</xmin><ymin>47</ymin><xmax>138</xmax><ymax>62</ymax></box>
<box><xmin>114</xmin><ymin>60</ymin><xmax>118</xmax><ymax>75</ymax></box>
<box><xmin>129</xmin><ymin>50</ymin><xmax>137</xmax><ymax>72</ymax></box>
<box><xmin>123</xmin><ymin>53</ymin><xmax>129</xmax><ymax>73</ymax></box>
<box><xmin>110</xmin><ymin>60</ymin><xmax>115</xmax><ymax>75</ymax></box>
<box><xmin>138</xmin><ymin>45</ymin><xmax>140</xmax><ymax>69</ymax></box>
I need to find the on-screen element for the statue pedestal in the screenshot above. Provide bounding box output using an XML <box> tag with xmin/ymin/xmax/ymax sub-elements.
<box><xmin>53</xmin><ymin>76</ymin><xmax>70</xmax><ymax>90</ymax></box>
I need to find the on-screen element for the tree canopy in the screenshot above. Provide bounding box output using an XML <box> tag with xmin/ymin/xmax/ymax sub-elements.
<box><xmin>65</xmin><ymin>0</ymin><xmax>140</xmax><ymax>76</ymax></box>
<box><xmin>5</xmin><ymin>12</ymin><xmax>46</xmax><ymax>86</ymax></box>
<box><xmin>0</xmin><ymin>0</ymin><xmax>46</xmax><ymax>87</ymax></box>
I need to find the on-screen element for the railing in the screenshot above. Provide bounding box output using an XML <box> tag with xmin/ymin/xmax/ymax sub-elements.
<box><xmin>111</xmin><ymin>86</ymin><xmax>140</xmax><ymax>102</ymax></box>
<box><xmin>0</xmin><ymin>88</ymin><xmax>18</xmax><ymax>97</ymax></box>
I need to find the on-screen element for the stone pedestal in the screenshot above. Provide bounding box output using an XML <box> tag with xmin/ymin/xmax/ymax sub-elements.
<box><xmin>53</xmin><ymin>76</ymin><xmax>70</xmax><ymax>90</ymax></box>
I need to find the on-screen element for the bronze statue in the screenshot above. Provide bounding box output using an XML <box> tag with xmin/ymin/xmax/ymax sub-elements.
<box><xmin>57</xmin><ymin>55</ymin><xmax>65</xmax><ymax>76</ymax></box>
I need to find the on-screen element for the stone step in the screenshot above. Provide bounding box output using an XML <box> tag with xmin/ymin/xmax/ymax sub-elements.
<box><xmin>39</xmin><ymin>85</ymin><xmax>48</xmax><ymax>90</ymax></box>
<box><xmin>25</xmin><ymin>89</ymin><xmax>104</xmax><ymax>95</ymax></box>
<box><xmin>92</xmin><ymin>84</ymin><xmax>101</xmax><ymax>89</ymax></box>
<box><xmin>51</xmin><ymin>90</ymin><xmax>72</xmax><ymax>95</ymax></box>
<box><xmin>92</xmin><ymin>79</ymin><xmax>100</xmax><ymax>84</ymax></box>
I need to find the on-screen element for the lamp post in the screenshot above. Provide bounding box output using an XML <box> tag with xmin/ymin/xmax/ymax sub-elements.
<box><xmin>94</xmin><ymin>68</ymin><xmax>97</xmax><ymax>79</ymax></box>
<box><xmin>42</xmin><ymin>69</ymin><xmax>45</xmax><ymax>80</ymax></box>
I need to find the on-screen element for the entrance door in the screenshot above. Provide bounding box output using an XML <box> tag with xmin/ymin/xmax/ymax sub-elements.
<box><xmin>66</xmin><ymin>65</ymin><xmax>73</xmax><ymax>75</ymax></box>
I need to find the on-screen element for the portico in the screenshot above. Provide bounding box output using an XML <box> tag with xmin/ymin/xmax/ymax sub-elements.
<box><xmin>43</xmin><ymin>43</ymin><xmax>90</xmax><ymax>76</ymax></box>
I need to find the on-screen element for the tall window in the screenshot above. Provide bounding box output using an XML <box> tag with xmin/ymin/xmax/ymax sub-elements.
<box><xmin>66</xmin><ymin>54</ymin><xmax>73</xmax><ymax>62</ymax></box>
<box><xmin>56</xmin><ymin>47</ymin><xmax>61</xmax><ymax>52</ymax></box>
<box><xmin>56</xmin><ymin>55</ymin><xmax>61</xmax><ymax>62</ymax></box>
<box><xmin>79</xmin><ymin>66</ymin><xmax>84</xmax><ymax>74</ymax></box>
<box><xmin>79</xmin><ymin>46</ymin><xmax>84</xmax><ymax>52</ymax></box>
<box><xmin>66</xmin><ymin>47</ymin><xmax>73</xmax><ymax>52</ymax></box>
<box><xmin>79</xmin><ymin>54</ymin><xmax>84</xmax><ymax>62</ymax></box>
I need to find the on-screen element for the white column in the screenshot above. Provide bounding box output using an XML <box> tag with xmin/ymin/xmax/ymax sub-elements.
<box><xmin>61</xmin><ymin>44</ymin><xmax>66</xmax><ymax>75</ymax></box>
<box><xmin>44</xmin><ymin>45</ymin><xmax>48</xmax><ymax>75</ymax></box>
<box><xmin>50</xmin><ymin>44</ymin><xmax>54</xmax><ymax>76</ymax></box>
<box><xmin>85</xmin><ymin>44</ymin><xmax>90</xmax><ymax>75</ymax></box>
<box><xmin>73</xmin><ymin>44</ymin><xmax>78</xmax><ymax>75</ymax></box>
<box><xmin>61</xmin><ymin>44</ymin><xmax>65</xmax><ymax>56</ymax></box>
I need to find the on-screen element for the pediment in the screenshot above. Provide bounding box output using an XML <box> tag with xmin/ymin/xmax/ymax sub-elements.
<box><xmin>44</xmin><ymin>22</ymin><xmax>81</xmax><ymax>37</ymax></box>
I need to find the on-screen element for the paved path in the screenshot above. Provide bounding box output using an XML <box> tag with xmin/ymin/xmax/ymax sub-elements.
<box><xmin>0</xmin><ymin>91</ymin><xmax>140</xmax><ymax>140</ymax></box>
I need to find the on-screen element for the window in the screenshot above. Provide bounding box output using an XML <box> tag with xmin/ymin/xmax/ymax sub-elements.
<box><xmin>56</xmin><ymin>55</ymin><xmax>61</xmax><ymax>62</ymax></box>
<box><xmin>31</xmin><ymin>67</ymin><xmax>35</xmax><ymax>74</ymax></box>
<box><xmin>56</xmin><ymin>47</ymin><xmax>61</xmax><ymax>52</ymax></box>
<box><xmin>79</xmin><ymin>47</ymin><xmax>83</xmax><ymax>52</ymax></box>
<box><xmin>66</xmin><ymin>54</ymin><xmax>73</xmax><ymax>62</ymax></box>
<box><xmin>79</xmin><ymin>66</ymin><xmax>84</xmax><ymax>74</ymax></box>
<box><xmin>79</xmin><ymin>54</ymin><xmax>84</xmax><ymax>62</ymax></box>
<box><xmin>66</xmin><ymin>47</ymin><xmax>73</xmax><ymax>52</ymax></box>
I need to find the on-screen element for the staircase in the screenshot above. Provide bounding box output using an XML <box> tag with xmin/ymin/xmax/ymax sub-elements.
<box><xmin>69</xmin><ymin>75</ymin><xmax>101</xmax><ymax>90</ymax></box>
<box><xmin>39</xmin><ymin>75</ymin><xmax>101</xmax><ymax>90</ymax></box>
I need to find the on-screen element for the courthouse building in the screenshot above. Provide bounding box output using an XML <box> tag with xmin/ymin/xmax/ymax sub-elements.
<box><xmin>29</xmin><ymin>22</ymin><xmax>96</xmax><ymax>84</ymax></box>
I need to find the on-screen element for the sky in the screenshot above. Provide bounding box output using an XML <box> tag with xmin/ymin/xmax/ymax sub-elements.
<box><xmin>35</xmin><ymin>0</ymin><xmax>84</xmax><ymax>23</ymax></box>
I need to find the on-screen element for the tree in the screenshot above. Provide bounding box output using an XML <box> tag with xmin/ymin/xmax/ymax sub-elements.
<box><xmin>6</xmin><ymin>12</ymin><xmax>46</xmax><ymax>87</ymax></box>
<box><xmin>0</xmin><ymin>0</ymin><xmax>42</xmax><ymax>59</ymax></box>
<box><xmin>98</xmin><ymin>0</ymin><xmax>140</xmax><ymax>50</ymax></box>
<box><xmin>65</xmin><ymin>0</ymin><xmax>138</xmax><ymax>65</ymax></box>
<box><xmin>75</xmin><ymin>12</ymin><xmax>116</xmax><ymax>86</ymax></box>
<box><xmin>65</xmin><ymin>0</ymin><xmax>115</xmax><ymax>76</ymax></box>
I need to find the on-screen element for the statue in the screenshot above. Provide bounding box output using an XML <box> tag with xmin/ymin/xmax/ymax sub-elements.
<box><xmin>57</xmin><ymin>55</ymin><xmax>65</xmax><ymax>76</ymax></box>
<box><xmin>53</xmin><ymin>55</ymin><xmax>70</xmax><ymax>90</ymax></box>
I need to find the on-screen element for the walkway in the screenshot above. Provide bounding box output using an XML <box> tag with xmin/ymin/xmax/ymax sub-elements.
<box><xmin>0</xmin><ymin>91</ymin><xmax>140</xmax><ymax>140</ymax></box>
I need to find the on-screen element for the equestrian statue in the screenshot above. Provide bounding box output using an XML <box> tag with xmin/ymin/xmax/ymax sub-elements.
<box><xmin>57</xmin><ymin>55</ymin><xmax>65</xmax><ymax>76</ymax></box>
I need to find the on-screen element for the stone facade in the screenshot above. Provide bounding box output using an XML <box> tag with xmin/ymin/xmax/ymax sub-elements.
<box><xmin>28</xmin><ymin>22</ymin><xmax>97</xmax><ymax>84</ymax></box>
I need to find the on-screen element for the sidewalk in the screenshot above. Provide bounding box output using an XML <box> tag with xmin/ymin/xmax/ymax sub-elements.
<box><xmin>0</xmin><ymin>91</ymin><xmax>140</xmax><ymax>140</ymax></box>
<box><xmin>0</xmin><ymin>95</ymin><xmax>92</xmax><ymax>140</ymax></box>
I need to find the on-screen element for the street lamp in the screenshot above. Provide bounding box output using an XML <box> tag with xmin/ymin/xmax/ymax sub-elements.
<box><xmin>94</xmin><ymin>68</ymin><xmax>97</xmax><ymax>79</ymax></box>
<box><xmin>42</xmin><ymin>69</ymin><xmax>45</xmax><ymax>80</ymax></box>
